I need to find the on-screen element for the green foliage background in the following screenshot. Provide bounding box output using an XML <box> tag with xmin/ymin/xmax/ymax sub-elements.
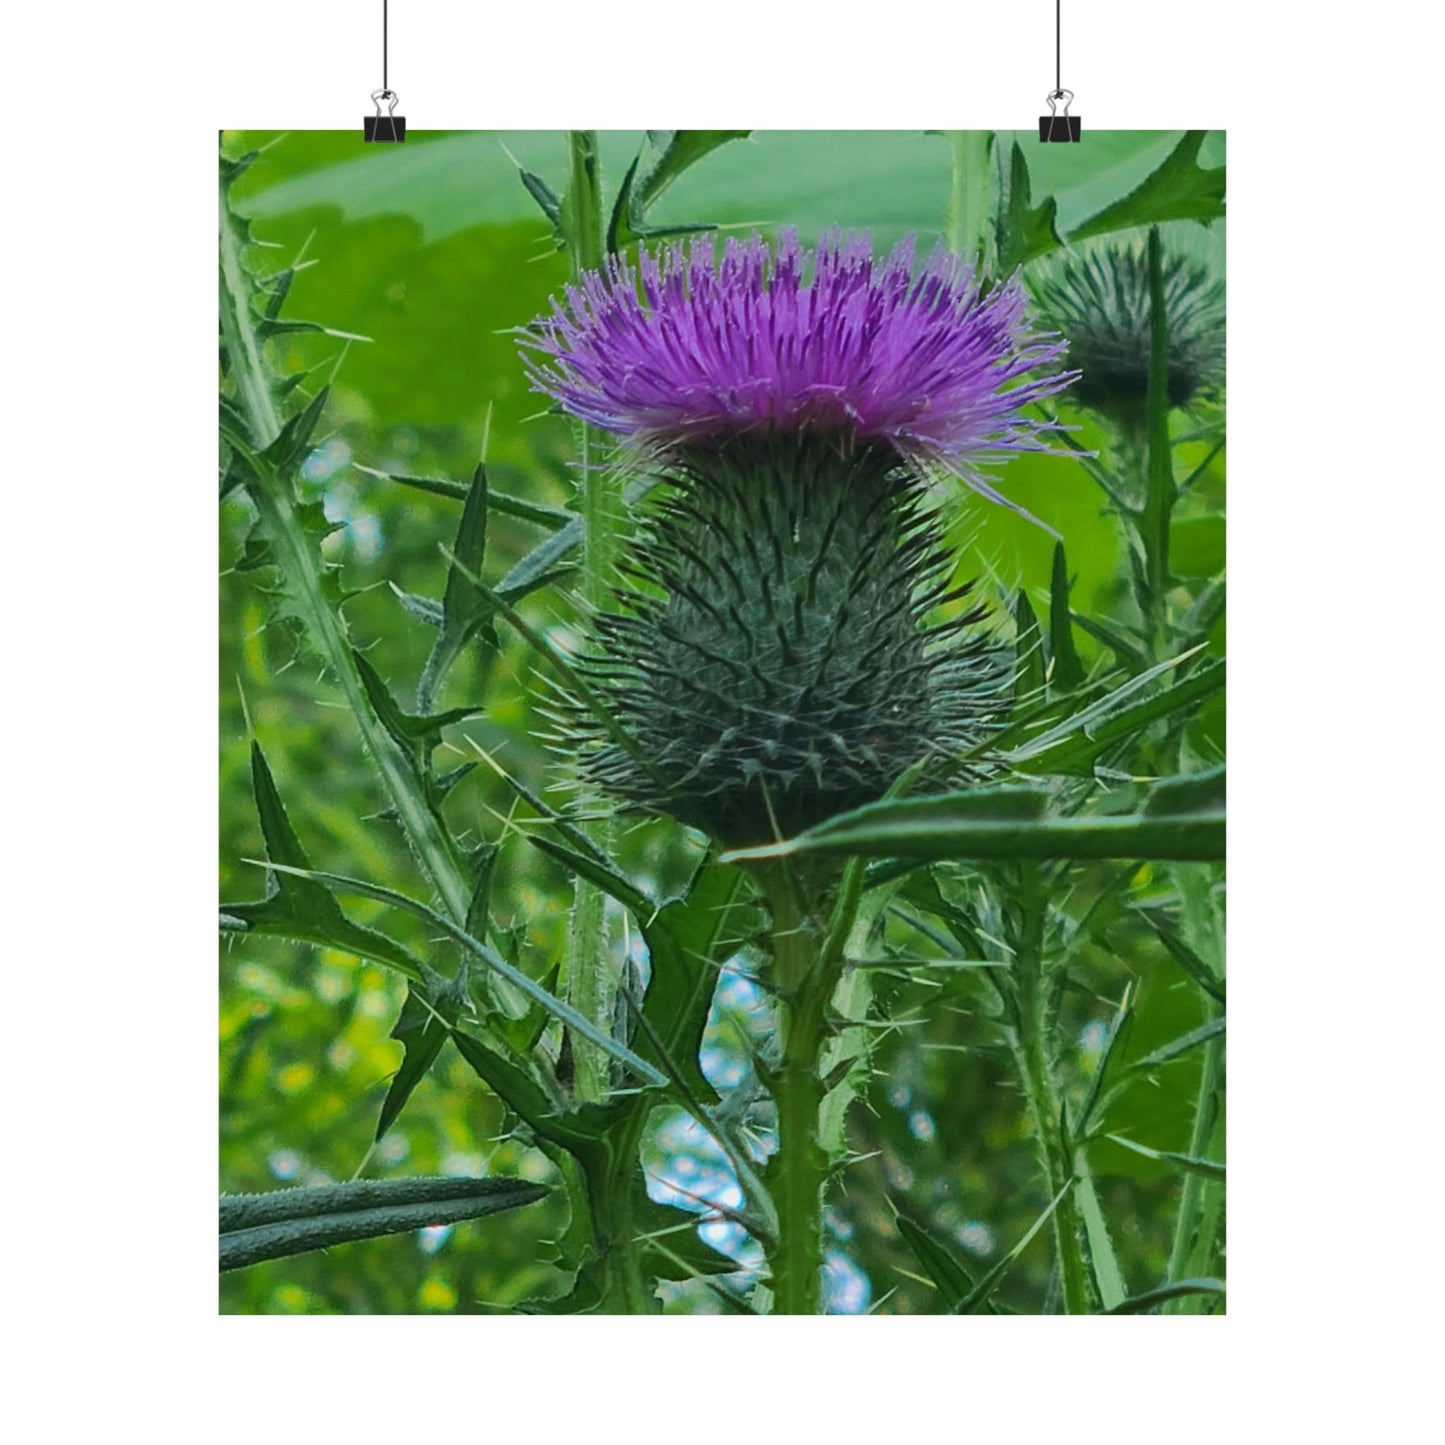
<box><xmin>220</xmin><ymin>129</ymin><xmax>1224</xmax><ymax>1314</ymax></box>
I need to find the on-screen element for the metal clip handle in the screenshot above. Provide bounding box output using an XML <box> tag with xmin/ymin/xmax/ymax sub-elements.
<box><xmin>1045</xmin><ymin>88</ymin><xmax>1074</xmax><ymax>118</ymax></box>
<box><xmin>371</xmin><ymin>89</ymin><xmax>400</xmax><ymax>118</ymax></box>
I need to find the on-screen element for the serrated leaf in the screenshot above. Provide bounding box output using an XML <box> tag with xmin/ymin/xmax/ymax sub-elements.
<box><xmin>467</xmin><ymin>844</ymin><xmax>563</xmax><ymax>1057</ymax></box>
<box><xmin>434</xmin><ymin>762</ymin><xmax>476</xmax><ymax>798</ymax></box>
<box><xmin>526</xmin><ymin>837</ymin><xmax>749</xmax><ymax>1105</ymax></box>
<box><xmin>1103</xmin><ymin>1277</ymin><xmax>1225</xmax><ymax>1315</ymax></box>
<box><xmin>485</xmin><ymin>474</ymin><xmax>656</xmax><ymax>602</ymax></box>
<box><xmin>519</xmin><ymin>168</ymin><xmax>564</xmax><ymax>234</ymax></box>
<box><xmin>1013</xmin><ymin>590</ymin><xmax>1045</xmax><ymax>716</ymax></box>
<box><xmin>637</xmin><ymin>131</ymin><xmax>752</xmax><ymax>212</ymax></box>
<box><xmin>493</xmin><ymin>960</ymin><xmax>562</xmax><ymax>1057</ymax></box>
<box><xmin>1003</xmin><ymin>654</ymin><xmax>1224</xmax><ymax>776</ymax></box>
<box><xmin>262</xmin><ymin>385</ymin><xmax>329</xmax><ymax>475</ymax></box>
<box><xmin>1074</xmin><ymin>1155</ymin><xmax>1128</xmax><ymax>1310</ymax></box>
<box><xmin>494</xmin><ymin>514</ymin><xmax>586</xmax><ymax>598</ymax></box>
<box><xmin>526</xmin><ymin>834</ymin><xmax>652</xmax><ymax>919</ymax></box>
<box><xmin>449</xmin><ymin>1030</ymin><xmax>614</xmax><ymax>1164</ymax></box>
<box><xmin>1049</xmin><ymin>542</ymin><xmax>1085</xmax><ymax>691</ymax></box>
<box><xmin>1127</xmin><ymin>1014</ymin><xmax>1226</xmax><ymax>1073</ymax></box>
<box><xmin>259</xmin><ymin>265</ymin><xmax>296</xmax><ymax>321</ymax></box>
<box><xmin>723</xmin><ymin>770</ymin><xmax>1225</xmax><ymax>866</ymax></box>
<box><xmin>234</xmin><ymin>516</ymin><xmax>274</xmax><ymax>574</ymax></box>
<box><xmin>995</xmin><ymin>140</ymin><xmax>1064</xmax><ymax>271</ymax></box>
<box><xmin>219</xmin><ymin>1175</ymin><xmax>547</xmax><ymax>1271</ymax></box>
<box><xmin>1144</xmin><ymin>766</ymin><xmax>1224</xmax><ymax>817</ymax></box>
<box><xmin>221</xmin><ymin>741</ymin><xmax>423</xmax><ymax>979</ymax></box>
<box><xmin>390</xmin><ymin>586</ymin><xmax>445</xmax><ymax>628</ymax></box>
<box><xmin>640</xmin><ymin>862</ymin><xmax>752</xmax><ymax>1105</ymax></box>
<box><xmin>1135</xmin><ymin>907</ymin><xmax>1226</xmax><ymax>1003</ymax></box>
<box><xmin>375</xmin><ymin>963</ymin><xmax>469</xmax><ymax>1142</ymax></box>
<box><xmin>1070</xmin><ymin>131</ymin><xmax>1225</xmax><ymax>243</ymax></box>
<box><xmin>895</xmin><ymin>1215</ymin><xmax>979</xmax><ymax>1312</ymax></box>
<box><xmin>256</xmin><ymin>316</ymin><xmax>370</xmax><ymax>344</ymax></box>
<box><xmin>417</xmin><ymin>463</ymin><xmax>499</xmax><ymax>712</ymax></box>
<box><xmin>609</xmin><ymin>130</ymin><xmax>751</xmax><ymax>251</ymax></box>
<box><xmin>1070</xmin><ymin>610</ymin><xmax>1149</xmax><ymax>671</ymax></box>
<box><xmin>352</xmin><ymin>649</ymin><xmax>483</xmax><ymax>753</ymax></box>
<box><xmin>1106</xmin><ymin>1134</ymin><xmax>1225</xmax><ymax>1182</ymax></box>
<box><xmin>1076</xmin><ymin>987</ymin><xmax>1135</xmax><ymax>1136</ymax></box>
<box><xmin>957</xmin><ymin>1182</ymin><xmax>1070</xmax><ymax>1314</ymax></box>
<box><xmin>253</xmin><ymin>859</ymin><xmax>670</xmax><ymax>1089</ymax></box>
<box><xmin>360</xmin><ymin>464</ymin><xmax>575</xmax><ymax>529</ymax></box>
<box><xmin>517</xmin><ymin>1254</ymin><xmax>609</xmax><ymax>1315</ymax></box>
<box><xmin>633</xmin><ymin>1190</ymin><xmax>739</xmax><ymax>1281</ymax></box>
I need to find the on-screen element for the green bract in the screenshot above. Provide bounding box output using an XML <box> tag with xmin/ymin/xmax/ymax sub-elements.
<box><xmin>568</xmin><ymin>434</ymin><xmax>1007</xmax><ymax>847</ymax></box>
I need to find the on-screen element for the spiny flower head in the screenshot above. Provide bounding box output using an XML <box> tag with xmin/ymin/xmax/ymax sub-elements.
<box><xmin>570</xmin><ymin>434</ymin><xmax>1011</xmax><ymax>846</ymax></box>
<box><xmin>518</xmin><ymin>232</ymin><xmax>1066</xmax><ymax>847</ymax></box>
<box><xmin>519</xmin><ymin>229</ymin><xmax>1074</xmax><ymax>492</ymax></box>
<box><xmin>1030</xmin><ymin>242</ymin><xmax>1225</xmax><ymax>424</ymax></box>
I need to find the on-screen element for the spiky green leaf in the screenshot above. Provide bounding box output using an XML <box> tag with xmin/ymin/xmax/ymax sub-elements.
<box><xmin>1070</xmin><ymin>131</ymin><xmax>1225</xmax><ymax>243</ymax></box>
<box><xmin>219</xmin><ymin>1175</ymin><xmax>547</xmax><ymax>1272</ymax></box>
<box><xmin>221</xmin><ymin>742</ymin><xmax>423</xmax><ymax>978</ymax></box>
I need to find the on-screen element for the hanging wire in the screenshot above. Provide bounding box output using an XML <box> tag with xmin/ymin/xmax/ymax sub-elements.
<box><xmin>1053</xmin><ymin>1</ymin><xmax>1063</xmax><ymax>96</ymax></box>
<box><xmin>1040</xmin><ymin>0</ymin><xmax>1079</xmax><ymax>141</ymax></box>
<box><xmin>365</xmin><ymin>0</ymin><xmax>404</xmax><ymax>141</ymax></box>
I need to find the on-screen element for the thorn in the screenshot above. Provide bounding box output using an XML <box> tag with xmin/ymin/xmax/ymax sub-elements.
<box><xmin>235</xmin><ymin>675</ymin><xmax>255</xmax><ymax>738</ymax></box>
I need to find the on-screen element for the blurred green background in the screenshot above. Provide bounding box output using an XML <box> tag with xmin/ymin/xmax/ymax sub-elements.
<box><xmin>220</xmin><ymin>130</ymin><xmax>1224</xmax><ymax>1314</ymax></box>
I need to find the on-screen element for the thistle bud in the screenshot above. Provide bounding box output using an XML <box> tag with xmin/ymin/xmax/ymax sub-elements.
<box><xmin>1030</xmin><ymin>242</ymin><xmax>1225</xmax><ymax>427</ymax></box>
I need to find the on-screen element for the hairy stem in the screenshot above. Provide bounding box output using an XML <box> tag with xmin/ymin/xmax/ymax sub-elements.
<box><xmin>1141</xmin><ymin>225</ymin><xmax>1176</xmax><ymax>663</ymax></box>
<box><xmin>595</xmin><ymin>1108</ymin><xmax>655</xmax><ymax>1314</ymax></box>
<box><xmin>756</xmin><ymin>863</ymin><xmax>835</xmax><ymax>1315</ymax></box>
<box><xmin>1164</xmin><ymin>1025</ymin><xmax>1224</xmax><ymax>1311</ymax></box>
<box><xmin>1165</xmin><ymin>861</ymin><xmax>1226</xmax><ymax>1311</ymax></box>
<box><xmin>1009</xmin><ymin>863</ymin><xmax>1094</xmax><ymax>1315</ymax></box>
<box><xmin>945</xmin><ymin>130</ymin><xmax>994</xmax><ymax>261</ymax></box>
<box><xmin>561</xmin><ymin>129</ymin><xmax>622</xmax><ymax>1105</ymax></box>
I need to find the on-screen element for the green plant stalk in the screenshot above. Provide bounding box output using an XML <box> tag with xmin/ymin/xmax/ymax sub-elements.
<box><xmin>1164</xmin><ymin>1027</ymin><xmax>1224</xmax><ymax>1312</ymax></box>
<box><xmin>557</xmin><ymin>131</ymin><xmax>654</xmax><ymax>1312</ymax></box>
<box><xmin>561</xmin><ymin>129</ymin><xmax>622</xmax><ymax>1106</ymax></box>
<box><xmin>1008</xmin><ymin>864</ymin><xmax>1094</xmax><ymax>1315</ymax></box>
<box><xmin>763</xmin><ymin>867</ymin><xmax>827</xmax><ymax>1314</ymax></box>
<box><xmin>219</xmin><ymin>174</ymin><xmax>472</xmax><ymax>926</ymax></box>
<box><xmin>1141</xmin><ymin>225</ymin><xmax>1176</xmax><ymax>662</ymax></box>
<box><xmin>595</xmin><ymin>1106</ymin><xmax>655</xmax><ymax>1314</ymax></box>
<box><xmin>946</xmin><ymin>130</ymin><xmax>994</xmax><ymax>260</ymax></box>
<box><xmin>1162</xmin><ymin>790</ymin><xmax>1226</xmax><ymax>1312</ymax></box>
<box><xmin>565</xmin><ymin>130</ymin><xmax>606</xmax><ymax>273</ymax></box>
<box><xmin>751</xmin><ymin>861</ymin><xmax>858</xmax><ymax>1314</ymax></box>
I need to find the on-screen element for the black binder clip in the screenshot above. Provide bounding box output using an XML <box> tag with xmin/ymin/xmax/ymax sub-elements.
<box><xmin>364</xmin><ymin>90</ymin><xmax>406</xmax><ymax>144</ymax></box>
<box><xmin>1039</xmin><ymin>89</ymin><xmax>1081</xmax><ymax>143</ymax></box>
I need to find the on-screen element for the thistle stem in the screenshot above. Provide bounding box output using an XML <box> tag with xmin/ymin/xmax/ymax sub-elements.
<box><xmin>1164</xmin><ymin>863</ymin><xmax>1226</xmax><ymax>1311</ymax></box>
<box><xmin>562</xmin><ymin>129</ymin><xmax>621</xmax><ymax>1105</ymax></box>
<box><xmin>757</xmin><ymin>863</ymin><xmax>832</xmax><ymax>1315</ymax></box>
<box><xmin>1009</xmin><ymin>863</ymin><xmax>1093</xmax><ymax>1315</ymax></box>
<box><xmin>596</xmin><ymin>1109</ymin><xmax>655</xmax><ymax>1314</ymax></box>
<box><xmin>1164</xmin><ymin>1026</ymin><xmax>1224</xmax><ymax>1309</ymax></box>
<box><xmin>945</xmin><ymin>130</ymin><xmax>994</xmax><ymax>261</ymax></box>
<box><xmin>1141</xmin><ymin>226</ymin><xmax>1176</xmax><ymax>665</ymax></box>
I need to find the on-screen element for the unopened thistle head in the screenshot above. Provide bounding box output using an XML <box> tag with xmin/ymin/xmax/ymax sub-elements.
<box><xmin>1030</xmin><ymin>243</ymin><xmax>1225</xmax><ymax>425</ymax></box>
<box><xmin>520</xmin><ymin>230</ymin><xmax>1074</xmax><ymax>847</ymax></box>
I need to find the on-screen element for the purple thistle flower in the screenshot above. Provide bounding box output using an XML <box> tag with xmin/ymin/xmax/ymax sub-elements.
<box><xmin>522</xmin><ymin>230</ymin><xmax>1075</xmax><ymax>846</ymax></box>
<box><xmin>520</xmin><ymin>228</ymin><xmax>1075</xmax><ymax>501</ymax></box>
